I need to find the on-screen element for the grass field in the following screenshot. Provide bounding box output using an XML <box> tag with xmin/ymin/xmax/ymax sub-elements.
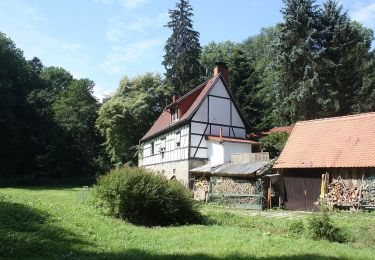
<box><xmin>0</xmin><ymin>187</ymin><xmax>374</xmax><ymax>259</ymax></box>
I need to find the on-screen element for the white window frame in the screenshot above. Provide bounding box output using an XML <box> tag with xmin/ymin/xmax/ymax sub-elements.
<box><xmin>175</xmin><ymin>131</ymin><xmax>181</xmax><ymax>147</ymax></box>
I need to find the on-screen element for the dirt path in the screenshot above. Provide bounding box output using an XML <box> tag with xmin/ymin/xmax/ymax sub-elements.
<box><xmin>204</xmin><ymin>206</ymin><xmax>312</xmax><ymax>219</ymax></box>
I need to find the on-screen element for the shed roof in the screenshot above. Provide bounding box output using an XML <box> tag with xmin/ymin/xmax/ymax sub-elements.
<box><xmin>190</xmin><ymin>161</ymin><xmax>270</xmax><ymax>177</ymax></box>
<box><xmin>273</xmin><ymin>112</ymin><xmax>375</xmax><ymax>169</ymax></box>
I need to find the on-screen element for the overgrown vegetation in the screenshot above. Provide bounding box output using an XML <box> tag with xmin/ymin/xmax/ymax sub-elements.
<box><xmin>93</xmin><ymin>167</ymin><xmax>202</xmax><ymax>226</ymax></box>
<box><xmin>307</xmin><ymin>206</ymin><xmax>347</xmax><ymax>243</ymax></box>
<box><xmin>289</xmin><ymin>219</ymin><xmax>305</xmax><ymax>237</ymax></box>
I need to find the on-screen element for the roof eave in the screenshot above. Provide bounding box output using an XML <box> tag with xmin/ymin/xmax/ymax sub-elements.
<box><xmin>140</xmin><ymin>119</ymin><xmax>188</xmax><ymax>143</ymax></box>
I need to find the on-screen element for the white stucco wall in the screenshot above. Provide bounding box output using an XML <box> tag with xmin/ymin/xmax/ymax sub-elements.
<box><xmin>208</xmin><ymin>140</ymin><xmax>252</xmax><ymax>165</ymax></box>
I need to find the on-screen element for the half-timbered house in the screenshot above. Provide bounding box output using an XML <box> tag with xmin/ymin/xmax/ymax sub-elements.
<box><xmin>138</xmin><ymin>63</ymin><xmax>258</xmax><ymax>186</ymax></box>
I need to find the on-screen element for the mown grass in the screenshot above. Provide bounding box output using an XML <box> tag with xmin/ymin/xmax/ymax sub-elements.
<box><xmin>0</xmin><ymin>187</ymin><xmax>374</xmax><ymax>259</ymax></box>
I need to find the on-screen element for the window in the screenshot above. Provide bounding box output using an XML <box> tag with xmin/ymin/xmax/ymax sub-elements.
<box><xmin>160</xmin><ymin>138</ymin><xmax>166</xmax><ymax>152</ymax></box>
<box><xmin>151</xmin><ymin>142</ymin><xmax>154</xmax><ymax>155</ymax></box>
<box><xmin>175</xmin><ymin>131</ymin><xmax>181</xmax><ymax>147</ymax></box>
<box><xmin>171</xmin><ymin>108</ymin><xmax>178</xmax><ymax>122</ymax></box>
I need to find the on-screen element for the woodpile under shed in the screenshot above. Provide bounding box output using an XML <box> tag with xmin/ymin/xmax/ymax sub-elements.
<box><xmin>360</xmin><ymin>177</ymin><xmax>375</xmax><ymax>208</ymax></box>
<box><xmin>208</xmin><ymin>177</ymin><xmax>263</xmax><ymax>208</ymax></box>
<box><xmin>192</xmin><ymin>176</ymin><xmax>264</xmax><ymax>209</ymax></box>
<box><xmin>210</xmin><ymin>177</ymin><xmax>258</xmax><ymax>195</ymax></box>
<box><xmin>327</xmin><ymin>178</ymin><xmax>360</xmax><ymax>207</ymax></box>
<box><xmin>326</xmin><ymin>176</ymin><xmax>375</xmax><ymax>209</ymax></box>
<box><xmin>193</xmin><ymin>177</ymin><xmax>209</xmax><ymax>201</ymax></box>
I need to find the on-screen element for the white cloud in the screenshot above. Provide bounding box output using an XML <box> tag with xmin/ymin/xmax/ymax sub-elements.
<box><xmin>106</xmin><ymin>12</ymin><xmax>168</xmax><ymax>43</ymax></box>
<box><xmin>93</xmin><ymin>84</ymin><xmax>114</xmax><ymax>101</ymax></box>
<box><xmin>94</xmin><ymin>0</ymin><xmax>148</xmax><ymax>9</ymax></box>
<box><xmin>119</xmin><ymin>0</ymin><xmax>148</xmax><ymax>9</ymax></box>
<box><xmin>130</xmin><ymin>16</ymin><xmax>154</xmax><ymax>31</ymax></box>
<box><xmin>351</xmin><ymin>2</ymin><xmax>375</xmax><ymax>27</ymax></box>
<box><xmin>106</xmin><ymin>17</ymin><xmax>127</xmax><ymax>42</ymax></box>
<box><xmin>0</xmin><ymin>0</ymin><xmax>95</xmax><ymax>89</ymax></box>
<box><xmin>101</xmin><ymin>38</ymin><xmax>162</xmax><ymax>74</ymax></box>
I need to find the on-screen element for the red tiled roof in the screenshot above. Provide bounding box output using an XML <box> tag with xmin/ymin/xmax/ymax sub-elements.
<box><xmin>261</xmin><ymin>125</ymin><xmax>294</xmax><ymax>136</ymax></box>
<box><xmin>206</xmin><ymin>135</ymin><xmax>260</xmax><ymax>145</ymax></box>
<box><xmin>140</xmin><ymin>75</ymin><xmax>220</xmax><ymax>141</ymax></box>
<box><xmin>273</xmin><ymin>112</ymin><xmax>375</xmax><ymax>169</ymax></box>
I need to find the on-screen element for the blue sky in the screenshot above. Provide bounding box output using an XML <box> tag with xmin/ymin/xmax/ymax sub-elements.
<box><xmin>0</xmin><ymin>0</ymin><xmax>374</xmax><ymax>100</ymax></box>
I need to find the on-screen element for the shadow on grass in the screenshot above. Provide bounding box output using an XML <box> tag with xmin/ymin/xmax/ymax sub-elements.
<box><xmin>0</xmin><ymin>194</ymin><xmax>349</xmax><ymax>259</ymax></box>
<box><xmin>0</xmin><ymin>176</ymin><xmax>95</xmax><ymax>188</ymax></box>
<box><xmin>0</xmin><ymin>198</ymin><xmax>92</xmax><ymax>258</ymax></box>
<box><xmin>86</xmin><ymin>249</ymin><xmax>346</xmax><ymax>260</ymax></box>
<box><xmin>1</xmin><ymin>185</ymin><xmax>85</xmax><ymax>190</ymax></box>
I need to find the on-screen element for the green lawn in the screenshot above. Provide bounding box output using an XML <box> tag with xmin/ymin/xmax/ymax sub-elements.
<box><xmin>0</xmin><ymin>187</ymin><xmax>374</xmax><ymax>259</ymax></box>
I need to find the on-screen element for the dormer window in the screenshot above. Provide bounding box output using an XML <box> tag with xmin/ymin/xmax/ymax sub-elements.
<box><xmin>171</xmin><ymin>108</ymin><xmax>178</xmax><ymax>122</ymax></box>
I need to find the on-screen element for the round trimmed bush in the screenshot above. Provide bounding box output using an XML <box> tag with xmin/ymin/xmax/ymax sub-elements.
<box><xmin>93</xmin><ymin>166</ymin><xmax>202</xmax><ymax>226</ymax></box>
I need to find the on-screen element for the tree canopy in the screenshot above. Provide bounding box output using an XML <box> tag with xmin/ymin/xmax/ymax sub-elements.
<box><xmin>163</xmin><ymin>0</ymin><xmax>203</xmax><ymax>95</ymax></box>
<box><xmin>96</xmin><ymin>73</ymin><xmax>172</xmax><ymax>166</ymax></box>
<box><xmin>0</xmin><ymin>32</ymin><xmax>107</xmax><ymax>184</ymax></box>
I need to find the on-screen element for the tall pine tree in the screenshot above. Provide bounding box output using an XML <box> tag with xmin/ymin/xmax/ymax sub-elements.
<box><xmin>163</xmin><ymin>0</ymin><xmax>203</xmax><ymax>95</ymax></box>
<box><xmin>228</xmin><ymin>46</ymin><xmax>262</xmax><ymax>132</ymax></box>
<box><xmin>318</xmin><ymin>1</ymin><xmax>373</xmax><ymax>117</ymax></box>
<box><xmin>273</xmin><ymin>0</ymin><xmax>320</xmax><ymax>123</ymax></box>
<box><xmin>356</xmin><ymin>51</ymin><xmax>375</xmax><ymax>112</ymax></box>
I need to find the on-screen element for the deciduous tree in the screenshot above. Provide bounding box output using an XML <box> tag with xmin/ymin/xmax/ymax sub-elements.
<box><xmin>96</xmin><ymin>73</ymin><xmax>172</xmax><ymax>166</ymax></box>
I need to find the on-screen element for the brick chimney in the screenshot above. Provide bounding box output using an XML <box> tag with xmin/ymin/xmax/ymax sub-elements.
<box><xmin>214</xmin><ymin>62</ymin><xmax>229</xmax><ymax>85</ymax></box>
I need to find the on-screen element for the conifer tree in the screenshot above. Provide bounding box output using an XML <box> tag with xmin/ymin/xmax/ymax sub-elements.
<box><xmin>228</xmin><ymin>46</ymin><xmax>262</xmax><ymax>132</ymax></box>
<box><xmin>318</xmin><ymin>1</ymin><xmax>373</xmax><ymax>117</ymax></box>
<box><xmin>354</xmin><ymin>50</ymin><xmax>375</xmax><ymax>113</ymax></box>
<box><xmin>163</xmin><ymin>0</ymin><xmax>203</xmax><ymax>95</ymax></box>
<box><xmin>273</xmin><ymin>0</ymin><xmax>320</xmax><ymax>123</ymax></box>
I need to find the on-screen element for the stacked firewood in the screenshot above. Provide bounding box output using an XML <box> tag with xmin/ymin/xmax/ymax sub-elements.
<box><xmin>210</xmin><ymin>177</ymin><xmax>257</xmax><ymax>195</ymax></box>
<box><xmin>193</xmin><ymin>178</ymin><xmax>209</xmax><ymax>201</ymax></box>
<box><xmin>327</xmin><ymin>179</ymin><xmax>360</xmax><ymax>207</ymax></box>
<box><xmin>360</xmin><ymin>178</ymin><xmax>375</xmax><ymax>206</ymax></box>
<box><xmin>194</xmin><ymin>177</ymin><xmax>209</xmax><ymax>191</ymax></box>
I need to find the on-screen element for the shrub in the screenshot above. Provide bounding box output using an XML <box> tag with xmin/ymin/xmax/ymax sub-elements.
<box><xmin>93</xmin><ymin>167</ymin><xmax>202</xmax><ymax>226</ymax></box>
<box><xmin>289</xmin><ymin>220</ymin><xmax>305</xmax><ymax>237</ymax></box>
<box><xmin>259</xmin><ymin>132</ymin><xmax>289</xmax><ymax>158</ymax></box>
<box><xmin>307</xmin><ymin>206</ymin><xmax>347</xmax><ymax>243</ymax></box>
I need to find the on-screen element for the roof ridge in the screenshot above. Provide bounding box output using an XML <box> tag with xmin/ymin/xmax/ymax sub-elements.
<box><xmin>297</xmin><ymin>112</ymin><xmax>375</xmax><ymax>125</ymax></box>
<box><xmin>175</xmin><ymin>78</ymin><xmax>211</xmax><ymax>103</ymax></box>
<box><xmin>140</xmin><ymin>75</ymin><xmax>220</xmax><ymax>142</ymax></box>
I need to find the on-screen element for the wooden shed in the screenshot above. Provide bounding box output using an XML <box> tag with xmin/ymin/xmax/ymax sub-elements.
<box><xmin>273</xmin><ymin>112</ymin><xmax>375</xmax><ymax>211</ymax></box>
<box><xmin>190</xmin><ymin>152</ymin><xmax>272</xmax><ymax>209</ymax></box>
